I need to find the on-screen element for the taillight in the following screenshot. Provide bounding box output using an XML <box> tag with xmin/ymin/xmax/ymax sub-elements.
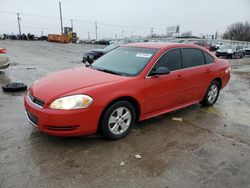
<box><xmin>0</xmin><ymin>48</ymin><xmax>7</xmax><ymax>53</ymax></box>
<box><xmin>225</xmin><ymin>67</ymin><xmax>231</xmax><ymax>74</ymax></box>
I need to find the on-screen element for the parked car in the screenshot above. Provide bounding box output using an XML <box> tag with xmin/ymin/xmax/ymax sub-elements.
<box><xmin>210</xmin><ymin>42</ymin><xmax>224</xmax><ymax>51</ymax></box>
<box><xmin>215</xmin><ymin>45</ymin><xmax>245</xmax><ymax>59</ymax></box>
<box><xmin>82</xmin><ymin>43</ymin><xmax>123</xmax><ymax>64</ymax></box>
<box><xmin>25</xmin><ymin>43</ymin><xmax>230</xmax><ymax>140</ymax></box>
<box><xmin>0</xmin><ymin>47</ymin><xmax>10</xmax><ymax>69</ymax></box>
<box><xmin>244</xmin><ymin>47</ymin><xmax>250</xmax><ymax>56</ymax></box>
<box><xmin>193</xmin><ymin>41</ymin><xmax>211</xmax><ymax>50</ymax></box>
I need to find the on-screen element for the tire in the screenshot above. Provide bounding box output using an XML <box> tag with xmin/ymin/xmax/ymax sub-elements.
<box><xmin>200</xmin><ymin>80</ymin><xmax>220</xmax><ymax>107</ymax></box>
<box><xmin>2</xmin><ymin>83</ymin><xmax>27</xmax><ymax>92</ymax></box>
<box><xmin>101</xmin><ymin>101</ymin><xmax>136</xmax><ymax>140</ymax></box>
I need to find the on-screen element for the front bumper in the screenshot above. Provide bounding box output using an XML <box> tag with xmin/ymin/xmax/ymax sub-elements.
<box><xmin>0</xmin><ymin>60</ymin><xmax>10</xmax><ymax>69</ymax></box>
<box><xmin>24</xmin><ymin>94</ymin><xmax>101</xmax><ymax>137</ymax></box>
<box><xmin>216</xmin><ymin>52</ymin><xmax>233</xmax><ymax>57</ymax></box>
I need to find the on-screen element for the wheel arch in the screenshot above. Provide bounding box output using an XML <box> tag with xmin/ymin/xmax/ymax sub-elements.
<box><xmin>213</xmin><ymin>77</ymin><xmax>222</xmax><ymax>89</ymax></box>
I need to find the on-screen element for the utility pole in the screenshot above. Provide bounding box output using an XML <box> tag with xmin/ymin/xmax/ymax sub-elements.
<box><xmin>95</xmin><ymin>21</ymin><xmax>98</xmax><ymax>40</ymax></box>
<box><xmin>59</xmin><ymin>1</ymin><xmax>63</xmax><ymax>34</ymax></box>
<box><xmin>71</xmin><ymin>19</ymin><xmax>73</xmax><ymax>32</ymax></box>
<box><xmin>17</xmin><ymin>13</ymin><xmax>21</xmax><ymax>36</ymax></box>
<box><xmin>150</xmin><ymin>27</ymin><xmax>154</xmax><ymax>37</ymax></box>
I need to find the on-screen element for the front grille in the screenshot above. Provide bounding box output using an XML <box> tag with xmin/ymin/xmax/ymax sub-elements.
<box><xmin>26</xmin><ymin>111</ymin><xmax>38</xmax><ymax>125</ymax></box>
<box><xmin>28</xmin><ymin>93</ymin><xmax>45</xmax><ymax>107</ymax></box>
<box><xmin>45</xmin><ymin>125</ymin><xmax>79</xmax><ymax>131</ymax></box>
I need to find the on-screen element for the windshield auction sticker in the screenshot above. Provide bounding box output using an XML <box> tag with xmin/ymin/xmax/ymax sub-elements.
<box><xmin>136</xmin><ymin>53</ymin><xmax>152</xmax><ymax>58</ymax></box>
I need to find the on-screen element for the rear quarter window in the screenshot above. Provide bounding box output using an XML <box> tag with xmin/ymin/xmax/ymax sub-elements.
<box><xmin>204</xmin><ymin>52</ymin><xmax>214</xmax><ymax>64</ymax></box>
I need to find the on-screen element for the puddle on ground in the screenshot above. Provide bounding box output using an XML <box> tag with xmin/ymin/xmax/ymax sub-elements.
<box><xmin>201</xmin><ymin>106</ymin><xmax>225</xmax><ymax>117</ymax></box>
<box><xmin>68</xmin><ymin>60</ymin><xmax>82</xmax><ymax>64</ymax></box>
<box><xmin>0</xmin><ymin>72</ymin><xmax>11</xmax><ymax>84</ymax></box>
<box><xmin>10</xmin><ymin>62</ymin><xmax>19</xmax><ymax>66</ymax></box>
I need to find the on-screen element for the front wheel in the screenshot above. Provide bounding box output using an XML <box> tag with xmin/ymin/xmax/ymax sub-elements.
<box><xmin>101</xmin><ymin>101</ymin><xmax>136</xmax><ymax>140</ymax></box>
<box><xmin>200</xmin><ymin>80</ymin><xmax>220</xmax><ymax>107</ymax></box>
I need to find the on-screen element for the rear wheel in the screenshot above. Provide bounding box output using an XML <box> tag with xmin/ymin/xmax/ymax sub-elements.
<box><xmin>101</xmin><ymin>101</ymin><xmax>136</xmax><ymax>140</ymax></box>
<box><xmin>200</xmin><ymin>80</ymin><xmax>220</xmax><ymax>107</ymax></box>
<box><xmin>240</xmin><ymin>53</ymin><xmax>244</xmax><ymax>58</ymax></box>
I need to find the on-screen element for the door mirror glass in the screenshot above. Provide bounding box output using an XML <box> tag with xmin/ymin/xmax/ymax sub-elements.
<box><xmin>150</xmin><ymin>67</ymin><xmax>170</xmax><ymax>76</ymax></box>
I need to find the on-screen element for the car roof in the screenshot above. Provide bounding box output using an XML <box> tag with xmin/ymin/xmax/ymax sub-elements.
<box><xmin>124</xmin><ymin>42</ymin><xmax>203</xmax><ymax>50</ymax></box>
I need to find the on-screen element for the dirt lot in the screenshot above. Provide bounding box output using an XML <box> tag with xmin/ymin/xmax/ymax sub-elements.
<box><xmin>0</xmin><ymin>40</ymin><xmax>250</xmax><ymax>188</ymax></box>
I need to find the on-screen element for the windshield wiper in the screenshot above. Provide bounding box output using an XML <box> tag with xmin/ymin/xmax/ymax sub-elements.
<box><xmin>96</xmin><ymin>68</ymin><xmax>125</xmax><ymax>76</ymax></box>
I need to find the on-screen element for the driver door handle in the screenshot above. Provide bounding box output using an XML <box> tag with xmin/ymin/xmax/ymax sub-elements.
<box><xmin>176</xmin><ymin>75</ymin><xmax>184</xmax><ymax>80</ymax></box>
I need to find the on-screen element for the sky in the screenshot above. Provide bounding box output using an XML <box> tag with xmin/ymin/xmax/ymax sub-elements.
<box><xmin>0</xmin><ymin>0</ymin><xmax>250</xmax><ymax>39</ymax></box>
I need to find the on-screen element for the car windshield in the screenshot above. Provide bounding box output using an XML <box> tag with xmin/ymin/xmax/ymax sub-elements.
<box><xmin>91</xmin><ymin>46</ymin><xmax>158</xmax><ymax>76</ymax></box>
<box><xmin>220</xmin><ymin>45</ymin><xmax>233</xmax><ymax>50</ymax></box>
<box><xmin>102</xmin><ymin>43</ymin><xmax>121</xmax><ymax>52</ymax></box>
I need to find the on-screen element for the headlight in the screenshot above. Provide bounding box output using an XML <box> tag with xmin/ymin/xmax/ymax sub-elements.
<box><xmin>227</xmin><ymin>49</ymin><xmax>233</xmax><ymax>53</ymax></box>
<box><xmin>49</xmin><ymin>94</ymin><xmax>93</xmax><ymax>110</ymax></box>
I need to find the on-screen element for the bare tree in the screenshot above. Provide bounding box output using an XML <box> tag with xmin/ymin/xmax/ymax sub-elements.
<box><xmin>223</xmin><ymin>22</ymin><xmax>250</xmax><ymax>41</ymax></box>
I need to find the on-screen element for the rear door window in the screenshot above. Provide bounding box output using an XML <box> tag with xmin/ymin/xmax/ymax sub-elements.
<box><xmin>182</xmin><ymin>48</ymin><xmax>206</xmax><ymax>68</ymax></box>
<box><xmin>153</xmin><ymin>49</ymin><xmax>182</xmax><ymax>71</ymax></box>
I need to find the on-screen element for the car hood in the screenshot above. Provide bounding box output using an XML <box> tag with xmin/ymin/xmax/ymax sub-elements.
<box><xmin>30</xmin><ymin>67</ymin><xmax>124</xmax><ymax>102</ymax></box>
<box><xmin>217</xmin><ymin>49</ymin><xmax>232</xmax><ymax>53</ymax></box>
<box><xmin>86</xmin><ymin>49</ymin><xmax>105</xmax><ymax>54</ymax></box>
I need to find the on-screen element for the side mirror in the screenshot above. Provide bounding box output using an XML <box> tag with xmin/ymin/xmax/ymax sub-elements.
<box><xmin>150</xmin><ymin>67</ymin><xmax>170</xmax><ymax>76</ymax></box>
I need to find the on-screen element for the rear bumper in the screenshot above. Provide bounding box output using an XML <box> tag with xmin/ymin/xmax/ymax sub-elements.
<box><xmin>24</xmin><ymin>94</ymin><xmax>102</xmax><ymax>137</ymax></box>
<box><xmin>221</xmin><ymin>71</ymin><xmax>231</xmax><ymax>89</ymax></box>
<box><xmin>245</xmin><ymin>50</ymin><xmax>250</xmax><ymax>55</ymax></box>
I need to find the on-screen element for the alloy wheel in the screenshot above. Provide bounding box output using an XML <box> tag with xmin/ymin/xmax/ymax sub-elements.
<box><xmin>108</xmin><ymin>107</ymin><xmax>132</xmax><ymax>135</ymax></box>
<box><xmin>207</xmin><ymin>84</ymin><xmax>219</xmax><ymax>104</ymax></box>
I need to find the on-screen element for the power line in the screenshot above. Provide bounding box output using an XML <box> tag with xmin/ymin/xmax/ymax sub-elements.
<box><xmin>0</xmin><ymin>10</ymin><xmax>165</xmax><ymax>30</ymax></box>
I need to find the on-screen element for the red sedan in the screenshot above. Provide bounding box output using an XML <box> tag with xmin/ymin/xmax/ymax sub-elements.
<box><xmin>24</xmin><ymin>43</ymin><xmax>230</xmax><ymax>140</ymax></box>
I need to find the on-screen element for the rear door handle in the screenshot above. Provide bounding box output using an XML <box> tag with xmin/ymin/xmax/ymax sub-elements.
<box><xmin>176</xmin><ymin>75</ymin><xmax>184</xmax><ymax>80</ymax></box>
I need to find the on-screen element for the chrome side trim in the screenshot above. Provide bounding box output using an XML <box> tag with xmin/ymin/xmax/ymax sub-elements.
<box><xmin>25</xmin><ymin>111</ymin><xmax>38</xmax><ymax>128</ymax></box>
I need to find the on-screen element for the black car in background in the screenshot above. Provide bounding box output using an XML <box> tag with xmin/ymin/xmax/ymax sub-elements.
<box><xmin>244</xmin><ymin>47</ymin><xmax>250</xmax><ymax>56</ymax></box>
<box><xmin>82</xmin><ymin>43</ymin><xmax>123</xmax><ymax>64</ymax></box>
